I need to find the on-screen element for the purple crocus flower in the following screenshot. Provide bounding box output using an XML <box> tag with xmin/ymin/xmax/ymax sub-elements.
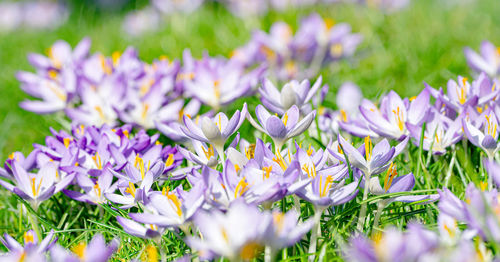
<box><xmin>122</xmin><ymin>7</ymin><xmax>161</xmax><ymax>37</ymax></box>
<box><xmin>1</xmin><ymin>229</ymin><xmax>56</xmax><ymax>261</ymax></box>
<box><xmin>258</xmin><ymin>76</ymin><xmax>323</xmax><ymax>115</ymax></box>
<box><xmin>462</xmin><ymin>109</ymin><xmax>499</xmax><ymax>160</ymax></box>
<box><xmin>116</xmin><ymin>216</ymin><xmax>165</xmax><ymax>240</ymax></box>
<box><xmin>49</xmin><ymin>234</ymin><xmax>119</xmax><ymax>262</ymax></box>
<box><xmin>464</xmin><ymin>40</ymin><xmax>500</xmax><ymax>78</ymax></box>
<box><xmin>63</xmin><ymin>168</ymin><xmax>117</xmax><ymax>205</ymax></box>
<box><xmin>185</xmin><ymin>199</ymin><xmax>272</xmax><ymax>261</ymax></box>
<box><xmin>336</xmin><ymin>134</ymin><xmax>408</xmax><ymax>177</ymax></box>
<box><xmin>407</xmin><ymin>107</ymin><xmax>463</xmax><ymax>154</ymax></box>
<box><xmin>483</xmin><ymin>158</ymin><xmax>500</xmax><ymax>188</ymax></box>
<box><xmin>247</xmin><ymin>104</ymin><xmax>316</xmax><ymax>151</ymax></box>
<box><xmin>181</xmin><ymin>104</ymin><xmax>247</xmax><ymax>158</ymax></box>
<box><xmin>358</xmin><ymin>89</ymin><xmax>430</xmax><ymax>140</ymax></box>
<box><xmin>295</xmin><ymin>175</ymin><xmax>358</xmax><ymax>207</ymax></box>
<box><xmin>178</xmin><ymin>140</ymin><xmax>219</xmax><ymax>168</ymax></box>
<box><xmin>128</xmin><ymin>182</ymin><xmax>205</xmax><ymax>229</ymax></box>
<box><xmin>0</xmin><ymin>162</ymin><xmax>73</xmax><ymax>209</ymax></box>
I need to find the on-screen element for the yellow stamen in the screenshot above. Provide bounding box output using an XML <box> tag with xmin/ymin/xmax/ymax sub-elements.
<box><xmin>23</xmin><ymin>231</ymin><xmax>34</xmax><ymax>244</ymax></box>
<box><xmin>111</xmin><ymin>51</ymin><xmax>121</xmax><ymax>66</ymax></box>
<box><xmin>93</xmin><ymin>182</ymin><xmax>102</xmax><ymax>198</ymax></box>
<box><xmin>234</xmin><ymin>177</ymin><xmax>249</xmax><ymax>199</ymax></box>
<box><xmin>30</xmin><ymin>177</ymin><xmax>43</xmax><ymax>197</ymax></box>
<box><xmin>165</xmin><ymin>154</ymin><xmax>174</xmax><ymax>167</ymax></box>
<box><xmin>235</xmin><ymin>164</ymin><xmax>241</xmax><ymax>173</ymax></box>
<box><xmin>123</xmin><ymin>129</ymin><xmax>129</xmax><ymax>138</ymax></box>
<box><xmin>383</xmin><ymin>163</ymin><xmax>397</xmax><ymax>192</ymax></box>
<box><xmin>99</xmin><ymin>55</ymin><xmax>112</xmax><ymax>75</ymax></box>
<box><xmin>391</xmin><ymin>107</ymin><xmax>405</xmax><ymax>131</ymax></box>
<box><xmin>201</xmin><ymin>145</ymin><xmax>215</xmax><ymax>159</ymax></box>
<box><xmin>240</xmin><ymin>242</ymin><xmax>261</xmax><ymax>260</ymax></box>
<box><xmin>319</xmin><ymin>175</ymin><xmax>334</xmax><ymax>198</ymax></box>
<box><xmin>409</xmin><ymin>96</ymin><xmax>417</xmax><ymax>101</ymax></box>
<box><xmin>330</xmin><ymin>44</ymin><xmax>343</xmax><ymax>57</ymax></box>
<box><xmin>364</xmin><ymin>136</ymin><xmax>373</xmax><ymax>161</ymax></box>
<box><xmin>48</xmin><ymin>69</ymin><xmax>58</xmax><ymax>79</ymax></box>
<box><xmin>125</xmin><ymin>182</ymin><xmax>136</xmax><ymax>197</ymax></box>
<box><xmin>480</xmin><ymin>181</ymin><xmax>488</xmax><ymax>191</ymax></box>
<box><xmin>302</xmin><ymin>163</ymin><xmax>317</xmax><ymax>178</ymax></box>
<box><xmin>324</xmin><ymin>18</ymin><xmax>335</xmax><ymax>30</ymax></box>
<box><xmin>262</xmin><ymin>166</ymin><xmax>273</xmax><ymax>180</ymax></box>
<box><xmin>214</xmin><ymin>80</ymin><xmax>221</xmax><ymax>99</ymax></box>
<box><xmin>94</xmin><ymin>106</ymin><xmax>106</xmax><ymax>121</ymax></box>
<box><xmin>307</xmin><ymin>145</ymin><xmax>314</xmax><ymax>156</ymax></box>
<box><xmin>141</xmin><ymin>103</ymin><xmax>150</xmax><ymax>121</ymax></box>
<box><xmin>245</xmin><ymin>144</ymin><xmax>256</xmax><ymax>159</ymax></box>
<box><xmin>91</xmin><ymin>152</ymin><xmax>103</xmax><ymax>170</ymax></box>
<box><xmin>166</xmin><ymin>194</ymin><xmax>183</xmax><ymax>217</ymax></box>
<box><xmin>272</xmin><ymin>150</ymin><xmax>288</xmax><ymax>170</ymax></box>
<box><xmin>142</xmin><ymin>244</ymin><xmax>158</xmax><ymax>262</ymax></box>
<box><xmin>273</xmin><ymin>212</ymin><xmax>285</xmax><ymax>232</ymax></box>
<box><xmin>71</xmin><ymin>242</ymin><xmax>86</xmax><ymax>259</ymax></box>
<box><xmin>63</xmin><ymin>137</ymin><xmax>71</xmax><ymax>148</ymax></box>
<box><xmin>340</xmin><ymin>109</ymin><xmax>348</xmax><ymax>122</ymax></box>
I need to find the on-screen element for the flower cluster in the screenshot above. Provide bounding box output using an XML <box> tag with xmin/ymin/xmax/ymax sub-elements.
<box><xmin>0</xmin><ymin>1</ymin><xmax>67</xmax><ymax>32</ymax></box>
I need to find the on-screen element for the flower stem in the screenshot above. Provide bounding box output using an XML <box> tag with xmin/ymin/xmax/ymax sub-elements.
<box><xmin>357</xmin><ymin>172</ymin><xmax>371</xmax><ymax>232</ymax></box>
<box><xmin>308</xmin><ymin>206</ymin><xmax>324</xmax><ymax>262</ymax></box>
<box><xmin>372</xmin><ymin>201</ymin><xmax>386</xmax><ymax>232</ymax></box>
<box><xmin>444</xmin><ymin>150</ymin><xmax>457</xmax><ymax>188</ymax></box>
<box><xmin>26</xmin><ymin>204</ymin><xmax>42</xmax><ymax>242</ymax></box>
<box><xmin>264</xmin><ymin>246</ymin><xmax>275</xmax><ymax>262</ymax></box>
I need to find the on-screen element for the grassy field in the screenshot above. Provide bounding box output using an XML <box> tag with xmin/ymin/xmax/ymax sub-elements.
<box><xmin>1</xmin><ymin>0</ymin><xmax>500</xmax><ymax>160</ymax></box>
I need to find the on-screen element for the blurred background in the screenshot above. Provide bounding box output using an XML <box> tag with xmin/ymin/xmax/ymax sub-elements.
<box><xmin>0</xmin><ymin>0</ymin><xmax>499</xmax><ymax>159</ymax></box>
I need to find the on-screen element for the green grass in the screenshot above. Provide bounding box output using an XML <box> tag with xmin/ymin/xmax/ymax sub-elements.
<box><xmin>0</xmin><ymin>0</ymin><xmax>499</xmax><ymax>260</ymax></box>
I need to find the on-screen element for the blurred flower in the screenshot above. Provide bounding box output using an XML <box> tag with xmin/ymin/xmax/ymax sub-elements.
<box><xmin>462</xmin><ymin>109</ymin><xmax>500</xmax><ymax>159</ymax></box>
<box><xmin>259</xmin><ymin>76</ymin><xmax>324</xmax><ymax>115</ymax></box>
<box><xmin>464</xmin><ymin>41</ymin><xmax>500</xmax><ymax>78</ymax></box>
<box><xmin>123</xmin><ymin>7</ymin><xmax>161</xmax><ymax>37</ymax></box>
<box><xmin>1</xmin><ymin>230</ymin><xmax>56</xmax><ymax>262</ymax></box>
<box><xmin>49</xmin><ymin>234</ymin><xmax>119</xmax><ymax>262</ymax></box>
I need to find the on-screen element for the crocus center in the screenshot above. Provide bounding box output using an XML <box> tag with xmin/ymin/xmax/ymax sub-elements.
<box><xmin>139</xmin><ymin>79</ymin><xmax>155</xmax><ymax>96</ymax></box>
<box><xmin>240</xmin><ymin>242</ymin><xmax>261</xmax><ymax>260</ymax></box>
<box><xmin>245</xmin><ymin>144</ymin><xmax>256</xmax><ymax>159</ymax></box>
<box><xmin>302</xmin><ymin>163</ymin><xmax>317</xmax><ymax>178</ymax></box>
<box><xmin>167</xmin><ymin>193</ymin><xmax>183</xmax><ymax>217</ymax></box>
<box><xmin>319</xmin><ymin>175</ymin><xmax>334</xmax><ymax>198</ymax></box>
<box><xmin>71</xmin><ymin>242</ymin><xmax>86</xmax><ymax>259</ymax></box>
<box><xmin>134</xmin><ymin>154</ymin><xmax>150</xmax><ymax>180</ymax></box>
<box><xmin>47</xmin><ymin>47</ymin><xmax>62</xmax><ymax>68</ymax></box>
<box><xmin>99</xmin><ymin>55</ymin><xmax>112</xmax><ymax>75</ymax></box>
<box><xmin>383</xmin><ymin>163</ymin><xmax>397</xmax><ymax>192</ymax></box>
<box><xmin>364</xmin><ymin>136</ymin><xmax>373</xmax><ymax>161</ymax></box>
<box><xmin>456</xmin><ymin>78</ymin><xmax>468</xmax><ymax>105</ymax></box>
<box><xmin>262</xmin><ymin>166</ymin><xmax>273</xmax><ymax>180</ymax></box>
<box><xmin>125</xmin><ymin>182</ymin><xmax>136</xmax><ymax>198</ymax></box>
<box><xmin>165</xmin><ymin>154</ymin><xmax>175</xmax><ymax>167</ymax></box>
<box><xmin>307</xmin><ymin>145</ymin><xmax>314</xmax><ymax>156</ymax></box>
<box><xmin>92</xmin><ymin>151</ymin><xmax>103</xmax><ymax>170</ymax></box>
<box><xmin>214</xmin><ymin>80</ymin><xmax>221</xmax><ymax>99</ymax></box>
<box><xmin>282</xmin><ymin>112</ymin><xmax>289</xmax><ymax>126</ymax></box>
<box><xmin>46</xmin><ymin>82</ymin><xmax>67</xmax><ymax>102</ymax></box>
<box><xmin>272</xmin><ymin>149</ymin><xmax>290</xmax><ymax>170</ymax></box>
<box><xmin>141</xmin><ymin>103</ymin><xmax>150</xmax><ymax>121</ymax></box>
<box><xmin>94</xmin><ymin>106</ymin><xmax>106</xmax><ymax>122</ymax></box>
<box><xmin>215</xmin><ymin>114</ymin><xmax>223</xmax><ymax>132</ymax></box>
<box><xmin>48</xmin><ymin>69</ymin><xmax>58</xmax><ymax>79</ymax></box>
<box><xmin>30</xmin><ymin>177</ymin><xmax>43</xmax><ymax>198</ymax></box>
<box><xmin>201</xmin><ymin>145</ymin><xmax>215</xmax><ymax>160</ymax></box>
<box><xmin>63</xmin><ymin>137</ymin><xmax>71</xmax><ymax>148</ymax></box>
<box><xmin>340</xmin><ymin>109</ymin><xmax>348</xmax><ymax>122</ymax></box>
<box><xmin>142</xmin><ymin>245</ymin><xmax>158</xmax><ymax>262</ymax></box>
<box><xmin>234</xmin><ymin>177</ymin><xmax>249</xmax><ymax>199</ymax></box>
<box><xmin>485</xmin><ymin>115</ymin><xmax>498</xmax><ymax>137</ymax></box>
<box><xmin>93</xmin><ymin>182</ymin><xmax>102</xmax><ymax>198</ymax></box>
<box><xmin>111</xmin><ymin>51</ymin><xmax>121</xmax><ymax>66</ymax></box>
<box><xmin>23</xmin><ymin>231</ymin><xmax>34</xmax><ymax>244</ymax></box>
<box><xmin>330</xmin><ymin>43</ymin><xmax>343</xmax><ymax>57</ymax></box>
<box><xmin>442</xmin><ymin>218</ymin><xmax>457</xmax><ymax>238</ymax></box>
<box><xmin>391</xmin><ymin>107</ymin><xmax>405</xmax><ymax>132</ymax></box>
<box><xmin>273</xmin><ymin>212</ymin><xmax>285</xmax><ymax>232</ymax></box>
